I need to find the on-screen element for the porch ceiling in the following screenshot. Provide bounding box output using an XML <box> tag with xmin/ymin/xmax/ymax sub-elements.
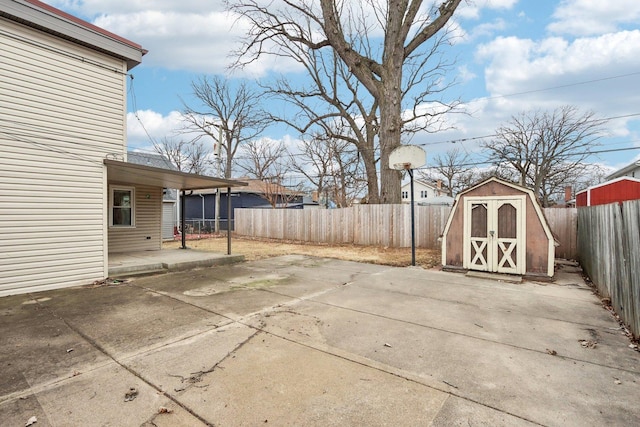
<box><xmin>104</xmin><ymin>159</ymin><xmax>247</xmax><ymax>190</ymax></box>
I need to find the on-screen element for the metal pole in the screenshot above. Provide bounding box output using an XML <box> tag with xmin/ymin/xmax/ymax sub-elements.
<box><xmin>409</xmin><ymin>168</ymin><xmax>416</xmax><ymax>266</ymax></box>
<box><xmin>180</xmin><ymin>190</ymin><xmax>186</xmax><ymax>249</ymax></box>
<box><xmin>227</xmin><ymin>186</ymin><xmax>232</xmax><ymax>255</ymax></box>
<box><xmin>214</xmin><ymin>126</ymin><xmax>222</xmax><ymax>233</ymax></box>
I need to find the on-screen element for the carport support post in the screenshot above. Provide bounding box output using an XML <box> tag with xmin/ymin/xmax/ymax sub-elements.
<box><xmin>180</xmin><ymin>190</ymin><xmax>187</xmax><ymax>249</ymax></box>
<box><xmin>408</xmin><ymin>168</ymin><xmax>416</xmax><ymax>266</ymax></box>
<box><xmin>227</xmin><ymin>186</ymin><xmax>232</xmax><ymax>255</ymax></box>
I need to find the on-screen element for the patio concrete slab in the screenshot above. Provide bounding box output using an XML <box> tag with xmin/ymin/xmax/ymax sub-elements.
<box><xmin>1</xmin><ymin>256</ymin><xmax>638</xmax><ymax>426</ymax></box>
<box><xmin>108</xmin><ymin>249</ymin><xmax>244</xmax><ymax>277</ymax></box>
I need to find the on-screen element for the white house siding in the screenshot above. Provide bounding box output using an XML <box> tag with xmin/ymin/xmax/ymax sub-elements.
<box><xmin>162</xmin><ymin>202</ymin><xmax>177</xmax><ymax>240</ymax></box>
<box><xmin>401</xmin><ymin>181</ymin><xmax>440</xmax><ymax>204</ymax></box>
<box><xmin>108</xmin><ymin>185</ymin><xmax>163</xmax><ymax>253</ymax></box>
<box><xmin>0</xmin><ymin>18</ymin><xmax>127</xmax><ymax>296</ymax></box>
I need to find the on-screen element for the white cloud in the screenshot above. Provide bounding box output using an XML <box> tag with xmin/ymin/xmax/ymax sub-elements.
<box><xmin>93</xmin><ymin>10</ymin><xmax>245</xmax><ymax>73</ymax></box>
<box><xmin>457</xmin><ymin>65</ymin><xmax>477</xmax><ymax>83</ymax></box>
<box><xmin>413</xmin><ymin>29</ymin><xmax>640</xmax><ymax>165</ymax></box>
<box><xmin>463</xmin><ymin>18</ymin><xmax>507</xmax><ymax>41</ymax></box>
<box><xmin>50</xmin><ymin>0</ymin><xmax>220</xmax><ymax>15</ymax></box>
<box><xmin>476</xmin><ymin>31</ymin><xmax>640</xmax><ymax>104</ymax></box>
<box><xmin>456</xmin><ymin>0</ymin><xmax>518</xmax><ymax>20</ymax></box>
<box><xmin>127</xmin><ymin>110</ymin><xmax>184</xmax><ymax>149</ymax></box>
<box><xmin>50</xmin><ymin>1</ymin><xmax>302</xmax><ymax>75</ymax></box>
<box><xmin>548</xmin><ymin>0</ymin><xmax>640</xmax><ymax>36</ymax></box>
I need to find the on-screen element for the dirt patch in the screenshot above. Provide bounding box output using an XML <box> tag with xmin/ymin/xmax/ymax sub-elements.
<box><xmin>164</xmin><ymin>235</ymin><xmax>441</xmax><ymax>269</ymax></box>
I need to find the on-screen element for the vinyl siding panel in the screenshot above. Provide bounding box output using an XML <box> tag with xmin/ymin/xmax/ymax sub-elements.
<box><xmin>162</xmin><ymin>202</ymin><xmax>177</xmax><ymax>240</ymax></box>
<box><xmin>0</xmin><ymin>17</ymin><xmax>127</xmax><ymax>296</ymax></box>
<box><xmin>108</xmin><ymin>185</ymin><xmax>162</xmax><ymax>253</ymax></box>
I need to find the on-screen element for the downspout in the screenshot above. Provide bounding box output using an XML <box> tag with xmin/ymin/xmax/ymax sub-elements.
<box><xmin>199</xmin><ymin>194</ymin><xmax>205</xmax><ymax>221</ymax></box>
<box><xmin>200</xmin><ymin>193</ymin><xmax>206</xmax><ymax>237</ymax></box>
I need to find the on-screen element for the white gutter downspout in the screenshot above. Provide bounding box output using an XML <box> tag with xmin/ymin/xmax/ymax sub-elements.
<box><xmin>199</xmin><ymin>194</ymin><xmax>205</xmax><ymax>221</ymax></box>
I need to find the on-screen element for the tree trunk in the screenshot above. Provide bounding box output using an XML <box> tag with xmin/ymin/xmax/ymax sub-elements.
<box><xmin>361</xmin><ymin>147</ymin><xmax>380</xmax><ymax>204</ymax></box>
<box><xmin>378</xmin><ymin>59</ymin><xmax>404</xmax><ymax>203</ymax></box>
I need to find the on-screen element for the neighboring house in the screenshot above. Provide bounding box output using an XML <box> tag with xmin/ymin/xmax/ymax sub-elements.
<box><xmin>606</xmin><ymin>160</ymin><xmax>640</xmax><ymax>180</ymax></box>
<box><xmin>184</xmin><ymin>179</ymin><xmax>305</xmax><ymax>230</ymax></box>
<box><xmin>302</xmin><ymin>194</ymin><xmax>321</xmax><ymax>209</ymax></box>
<box><xmin>575</xmin><ymin>177</ymin><xmax>640</xmax><ymax>207</ymax></box>
<box><xmin>127</xmin><ymin>151</ymin><xmax>178</xmax><ymax>240</ymax></box>
<box><xmin>441</xmin><ymin>177</ymin><xmax>556</xmax><ymax>278</ymax></box>
<box><xmin>0</xmin><ymin>0</ymin><xmax>245</xmax><ymax>296</ymax></box>
<box><xmin>401</xmin><ymin>179</ymin><xmax>446</xmax><ymax>204</ymax></box>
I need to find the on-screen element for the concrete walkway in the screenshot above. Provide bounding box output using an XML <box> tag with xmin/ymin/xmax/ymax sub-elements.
<box><xmin>1</xmin><ymin>256</ymin><xmax>638</xmax><ymax>426</ymax></box>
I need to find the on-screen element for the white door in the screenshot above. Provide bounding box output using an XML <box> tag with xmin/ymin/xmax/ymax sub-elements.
<box><xmin>464</xmin><ymin>197</ymin><xmax>525</xmax><ymax>275</ymax></box>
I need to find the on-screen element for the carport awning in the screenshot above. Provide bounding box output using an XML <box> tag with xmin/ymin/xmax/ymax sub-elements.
<box><xmin>104</xmin><ymin>159</ymin><xmax>247</xmax><ymax>190</ymax></box>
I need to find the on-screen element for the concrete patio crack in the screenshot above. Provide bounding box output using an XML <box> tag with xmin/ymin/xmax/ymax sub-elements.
<box><xmin>33</xmin><ymin>298</ymin><xmax>220</xmax><ymax>427</ymax></box>
<box><xmin>256</xmin><ymin>286</ymin><xmax>640</xmax><ymax>375</ymax></box>
<box><xmin>131</xmin><ymin>285</ymin><xmax>546</xmax><ymax>427</ymax></box>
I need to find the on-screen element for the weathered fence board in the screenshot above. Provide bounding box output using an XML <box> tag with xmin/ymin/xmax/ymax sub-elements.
<box><xmin>544</xmin><ymin>208</ymin><xmax>578</xmax><ymax>259</ymax></box>
<box><xmin>235</xmin><ymin>205</ymin><xmax>453</xmax><ymax>249</ymax></box>
<box><xmin>236</xmin><ymin>205</ymin><xmax>578</xmax><ymax>257</ymax></box>
<box><xmin>622</xmin><ymin>202</ymin><xmax>640</xmax><ymax>338</ymax></box>
<box><xmin>577</xmin><ymin>201</ymin><xmax>640</xmax><ymax>339</ymax></box>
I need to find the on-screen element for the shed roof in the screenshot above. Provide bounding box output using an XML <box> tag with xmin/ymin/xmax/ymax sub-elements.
<box><xmin>445</xmin><ymin>176</ymin><xmax>556</xmax><ymax>244</ymax></box>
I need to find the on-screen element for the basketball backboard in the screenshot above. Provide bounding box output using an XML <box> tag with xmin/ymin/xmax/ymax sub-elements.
<box><xmin>389</xmin><ymin>145</ymin><xmax>426</xmax><ymax>170</ymax></box>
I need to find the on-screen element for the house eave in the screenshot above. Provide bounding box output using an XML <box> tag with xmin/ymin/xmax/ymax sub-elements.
<box><xmin>104</xmin><ymin>160</ymin><xmax>248</xmax><ymax>190</ymax></box>
<box><xmin>1</xmin><ymin>0</ymin><xmax>145</xmax><ymax>70</ymax></box>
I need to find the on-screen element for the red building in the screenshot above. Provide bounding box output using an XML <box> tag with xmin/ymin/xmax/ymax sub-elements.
<box><xmin>575</xmin><ymin>177</ymin><xmax>640</xmax><ymax>207</ymax></box>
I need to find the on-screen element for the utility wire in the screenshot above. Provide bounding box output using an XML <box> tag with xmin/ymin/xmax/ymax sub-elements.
<box><xmin>128</xmin><ymin>70</ymin><xmax>640</xmax><ymax>152</ymax></box>
<box><xmin>467</xmin><ymin>71</ymin><xmax>640</xmax><ymax>103</ymax></box>
<box><xmin>124</xmin><ymin>69</ymin><xmax>640</xmax><ymax>181</ymax></box>
<box><xmin>128</xmin><ymin>75</ymin><xmax>161</xmax><ymax>148</ymax></box>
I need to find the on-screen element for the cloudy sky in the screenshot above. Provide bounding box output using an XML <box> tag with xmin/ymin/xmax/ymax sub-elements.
<box><xmin>48</xmin><ymin>0</ymin><xmax>640</xmax><ymax>174</ymax></box>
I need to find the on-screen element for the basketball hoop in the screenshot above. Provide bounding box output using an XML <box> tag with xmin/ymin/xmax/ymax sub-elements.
<box><xmin>393</xmin><ymin>162</ymin><xmax>412</xmax><ymax>170</ymax></box>
<box><xmin>388</xmin><ymin>145</ymin><xmax>427</xmax><ymax>267</ymax></box>
<box><xmin>389</xmin><ymin>145</ymin><xmax>426</xmax><ymax>170</ymax></box>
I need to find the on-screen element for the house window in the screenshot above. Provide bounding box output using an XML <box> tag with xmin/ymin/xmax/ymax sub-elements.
<box><xmin>110</xmin><ymin>187</ymin><xmax>134</xmax><ymax>227</ymax></box>
<box><xmin>420</xmin><ymin>190</ymin><xmax>428</xmax><ymax>198</ymax></box>
<box><xmin>402</xmin><ymin>191</ymin><xmax>408</xmax><ymax>199</ymax></box>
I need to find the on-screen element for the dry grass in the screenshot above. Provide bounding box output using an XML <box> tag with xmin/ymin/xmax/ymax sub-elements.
<box><xmin>164</xmin><ymin>235</ymin><xmax>441</xmax><ymax>269</ymax></box>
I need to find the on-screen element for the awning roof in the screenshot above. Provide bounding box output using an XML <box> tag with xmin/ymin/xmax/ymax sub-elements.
<box><xmin>104</xmin><ymin>159</ymin><xmax>247</xmax><ymax>190</ymax></box>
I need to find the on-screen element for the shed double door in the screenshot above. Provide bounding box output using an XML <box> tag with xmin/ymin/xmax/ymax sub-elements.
<box><xmin>463</xmin><ymin>197</ymin><xmax>525</xmax><ymax>275</ymax></box>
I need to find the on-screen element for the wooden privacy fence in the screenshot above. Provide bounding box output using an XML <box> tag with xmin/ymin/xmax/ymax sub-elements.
<box><xmin>235</xmin><ymin>205</ymin><xmax>452</xmax><ymax>249</ymax></box>
<box><xmin>544</xmin><ymin>208</ymin><xmax>578</xmax><ymax>259</ymax></box>
<box><xmin>578</xmin><ymin>201</ymin><xmax>640</xmax><ymax>339</ymax></box>
<box><xmin>235</xmin><ymin>204</ymin><xmax>578</xmax><ymax>255</ymax></box>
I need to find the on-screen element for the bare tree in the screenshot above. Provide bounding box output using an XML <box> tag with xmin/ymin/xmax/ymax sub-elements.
<box><xmin>426</xmin><ymin>147</ymin><xmax>472</xmax><ymax>196</ymax></box>
<box><xmin>181</xmin><ymin>76</ymin><xmax>269</xmax><ymax>178</ymax></box>
<box><xmin>261</xmin><ymin>176</ymin><xmax>304</xmax><ymax>208</ymax></box>
<box><xmin>229</xmin><ymin>0</ymin><xmax>463</xmax><ymax>203</ymax></box>
<box><xmin>540</xmin><ymin>161</ymin><xmax>607</xmax><ymax>205</ymax></box>
<box><xmin>236</xmin><ymin>138</ymin><xmax>305</xmax><ymax>207</ymax></box>
<box><xmin>266</xmin><ymin>50</ymin><xmax>381</xmax><ymax>203</ymax></box>
<box><xmin>292</xmin><ymin>131</ymin><xmax>367</xmax><ymax>207</ymax></box>
<box><xmin>153</xmin><ymin>137</ymin><xmax>190</xmax><ymax>171</ymax></box>
<box><xmin>237</xmin><ymin>138</ymin><xmax>288</xmax><ymax>180</ymax></box>
<box><xmin>153</xmin><ymin>136</ymin><xmax>212</xmax><ymax>174</ymax></box>
<box><xmin>483</xmin><ymin>106</ymin><xmax>606</xmax><ymax>206</ymax></box>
